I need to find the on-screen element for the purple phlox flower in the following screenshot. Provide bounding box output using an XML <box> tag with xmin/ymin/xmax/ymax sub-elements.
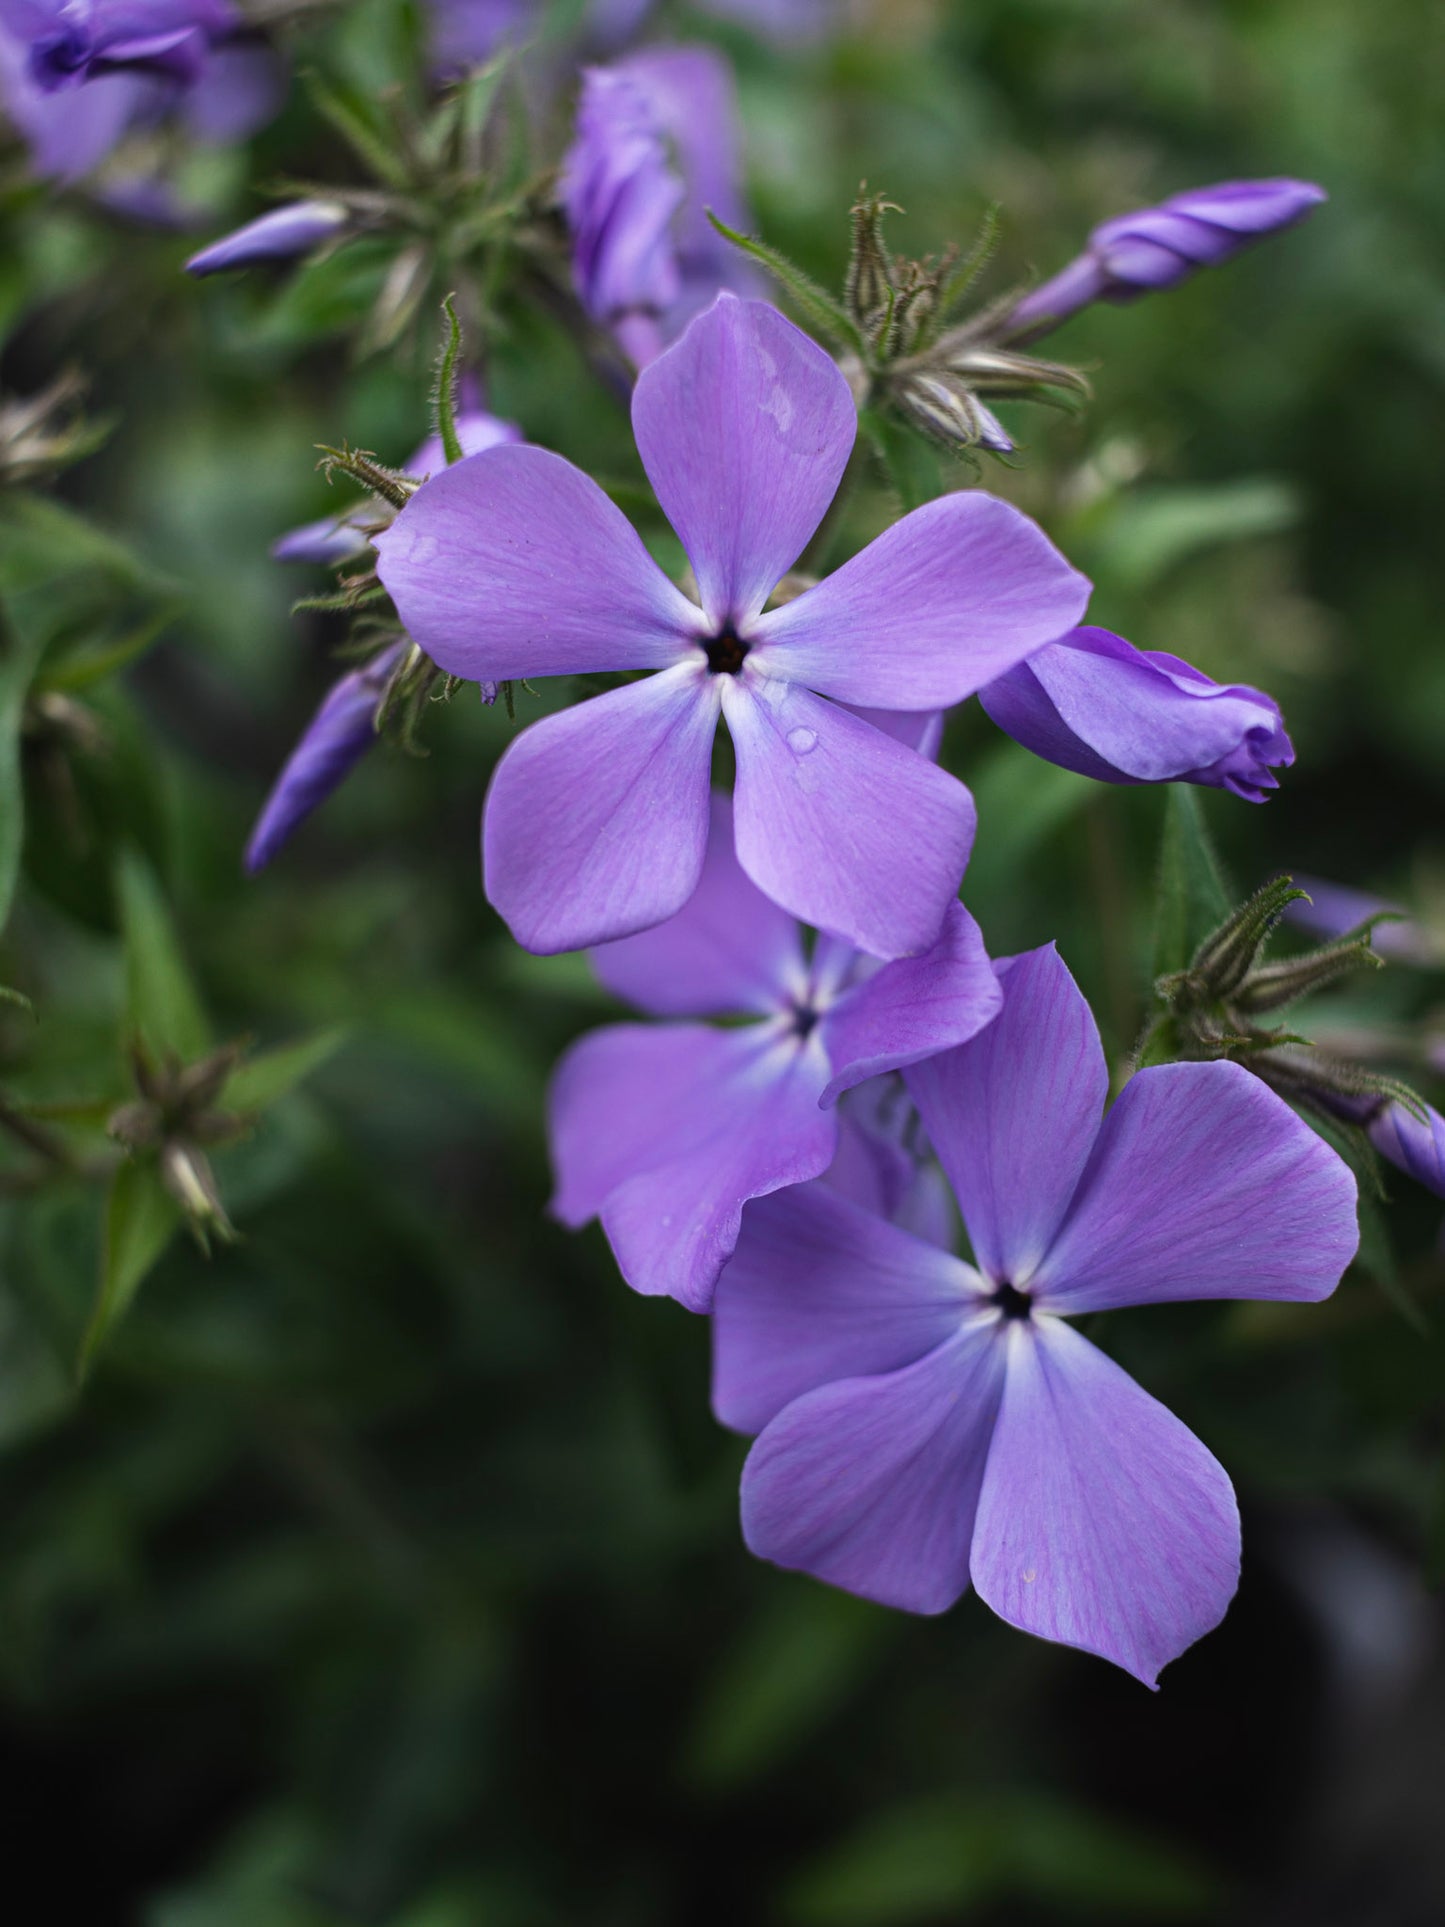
<box><xmin>1368</xmin><ymin>1101</ymin><xmax>1445</xmax><ymax>1199</ymax></box>
<box><xmin>821</xmin><ymin>1073</ymin><xmax>957</xmax><ymax>1251</ymax></box>
<box><xmin>1007</xmin><ymin>179</ymin><xmax>1326</xmax><ymax>342</ymax></box>
<box><xmin>273</xmin><ymin>408</ymin><xmax>521</xmax><ymax>567</ymax></box>
<box><xmin>1283</xmin><ymin>874</ymin><xmax>1433</xmax><ymax>966</ymax></box>
<box><xmin>713</xmin><ymin>942</ymin><xmax>1358</xmax><ymax>1684</ymax></box>
<box><xmin>186</xmin><ymin>198</ymin><xmax>350</xmax><ymax>277</ymax></box>
<box><xmin>561</xmin><ymin>45</ymin><xmax>762</xmax><ymax>369</ymax></box>
<box><xmin>549</xmin><ymin>790</ymin><xmax>1001</xmax><ymax>1311</ymax></box>
<box><xmin>374</xmin><ymin>294</ymin><xmax>1091</xmax><ymax>960</ymax></box>
<box><xmin>979</xmin><ymin>624</ymin><xmax>1293</xmax><ymax>801</ymax></box>
<box><xmin>246</xmin><ymin>640</ymin><xmax>408</xmax><ymax>873</ymax></box>
<box><xmin>0</xmin><ymin>0</ymin><xmax>280</xmax><ymax>182</ymax></box>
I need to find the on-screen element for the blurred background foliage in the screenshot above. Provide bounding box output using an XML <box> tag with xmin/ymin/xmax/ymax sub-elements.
<box><xmin>2</xmin><ymin>0</ymin><xmax>1445</xmax><ymax>1921</ymax></box>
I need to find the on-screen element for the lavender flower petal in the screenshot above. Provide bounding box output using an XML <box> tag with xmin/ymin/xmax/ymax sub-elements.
<box><xmin>245</xmin><ymin>643</ymin><xmax>403</xmax><ymax>872</ymax></box>
<box><xmin>819</xmin><ymin>903</ymin><xmax>1001</xmax><ymax>1103</ymax></box>
<box><xmin>483</xmin><ymin>667</ymin><xmax>719</xmax><ymax>954</ymax></box>
<box><xmin>1034</xmin><ymin>1060</ymin><xmax>1358</xmax><ymax>1310</ymax></box>
<box><xmin>979</xmin><ymin>625</ymin><xmax>1293</xmax><ymax>800</ymax></box>
<box><xmin>375</xmin><ymin>443</ymin><xmax>698</xmax><ymax>681</ymax></box>
<box><xmin>712</xmin><ymin>1183</ymin><xmax>982</xmax><ymax>1436</ymax></box>
<box><xmin>723</xmin><ymin>676</ymin><xmax>975</xmax><ymax>960</ymax></box>
<box><xmin>632</xmin><ymin>295</ymin><xmax>856</xmax><ymax>630</ymax></box>
<box><xmin>1370</xmin><ymin>1101</ymin><xmax>1445</xmax><ymax>1198</ymax></box>
<box><xmin>971</xmin><ymin>1318</ymin><xmax>1240</xmax><ymax>1687</ymax></box>
<box><xmin>753</xmin><ymin>494</ymin><xmax>1091</xmax><ymax>709</ymax></box>
<box><xmin>589</xmin><ymin>792</ymin><xmax>806</xmax><ymax>1018</ymax></box>
<box><xmin>904</xmin><ymin>944</ymin><xmax>1108</xmax><ymax>1284</ymax></box>
<box><xmin>740</xmin><ymin>1321</ymin><xmax>1006</xmax><ymax>1614</ymax></box>
<box><xmin>186</xmin><ymin>199</ymin><xmax>347</xmax><ymax>276</ymax></box>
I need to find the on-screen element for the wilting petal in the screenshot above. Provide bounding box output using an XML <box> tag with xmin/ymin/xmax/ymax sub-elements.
<box><xmin>819</xmin><ymin>903</ymin><xmax>1001</xmax><ymax>1104</ymax></box>
<box><xmin>374</xmin><ymin>443</ymin><xmax>698</xmax><ymax>682</ymax></box>
<box><xmin>1370</xmin><ymin>1101</ymin><xmax>1445</xmax><ymax>1199</ymax></box>
<box><xmin>632</xmin><ymin>295</ymin><xmax>856</xmax><ymax>629</ymax></box>
<box><xmin>592</xmin><ymin>1027</ymin><xmax>837</xmax><ymax>1311</ymax></box>
<box><xmin>483</xmin><ymin>666</ymin><xmax>719</xmax><ymax>954</ymax></box>
<box><xmin>751</xmin><ymin>492</ymin><xmax>1090</xmax><ymax>708</ymax></box>
<box><xmin>905</xmin><ymin>945</ymin><xmax>1107</xmax><ymax>1284</ymax></box>
<box><xmin>590</xmin><ymin>791</ymin><xmax>805</xmax><ymax>1018</ymax></box>
<box><xmin>972</xmin><ymin>1318</ymin><xmax>1239</xmax><ymax>1686</ymax></box>
<box><xmin>713</xmin><ymin>1182</ymin><xmax>983</xmax><ymax>1435</ymax></box>
<box><xmin>724</xmin><ymin>676</ymin><xmax>975</xmax><ymax>960</ymax></box>
<box><xmin>1034</xmin><ymin>1060</ymin><xmax>1358</xmax><ymax>1312</ymax></box>
<box><xmin>979</xmin><ymin>626</ymin><xmax>1293</xmax><ymax>802</ymax></box>
<box><xmin>740</xmin><ymin>1318</ymin><xmax>1006</xmax><ymax>1614</ymax></box>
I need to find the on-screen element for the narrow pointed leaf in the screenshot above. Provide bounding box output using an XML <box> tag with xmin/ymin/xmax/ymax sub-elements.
<box><xmin>81</xmin><ymin>1157</ymin><xmax>180</xmax><ymax>1378</ymax></box>
<box><xmin>1153</xmin><ymin>786</ymin><xmax>1231</xmax><ymax>979</ymax></box>
<box><xmin>223</xmin><ymin>1029</ymin><xmax>347</xmax><ymax>1115</ymax></box>
<box><xmin>706</xmin><ymin>213</ymin><xmax>868</xmax><ymax>358</ymax></box>
<box><xmin>117</xmin><ymin>848</ymin><xmax>211</xmax><ymax>1062</ymax></box>
<box><xmin>0</xmin><ymin>613</ymin><xmax>44</xmax><ymax>938</ymax></box>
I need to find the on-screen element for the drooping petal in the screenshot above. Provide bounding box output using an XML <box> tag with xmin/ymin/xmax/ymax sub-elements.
<box><xmin>739</xmin><ymin>1318</ymin><xmax>1006</xmax><ymax>1614</ymax></box>
<box><xmin>374</xmin><ymin>443</ymin><xmax>699</xmax><ymax>682</ymax></box>
<box><xmin>819</xmin><ymin>903</ymin><xmax>1002</xmax><ymax>1104</ymax></box>
<box><xmin>724</xmin><ymin>676</ymin><xmax>975</xmax><ymax>960</ymax></box>
<box><xmin>589</xmin><ymin>791</ymin><xmax>805</xmax><ymax>1018</ymax></box>
<box><xmin>904</xmin><ymin>944</ymin><xmax>1107</xmax><ymax>1284</ymax></box>
<box><xmin>483</xmin><ymin>666</ymin><xmax>719</xmax><ymax>955</ymax></box>
<box><xmin>971</xmin><ymin>1318</ymin><xmax>1239</xmax><ymax>1687</ymax></box>
<box><xmin>713</xmin><ymin>1181</ymin><xmax>984</xmax><ymax>1435</ymax></box>
<box><xmin>551</xmin><ymin>1023</ymin><xmax>836</xmax><ymax>1312</ymax></box>
<box><xmin>979</xmin><ymin>626</ymin><xmax>1293</xmax><ymax>802</ymax></box>
<box><xmin>750</xmin><ymin>492</ymin><xmax>1090</xmax><ymax>708</ymax></box>
<box><xmin>1033</xmin><ymin>1059</ymin><xmax>1358</xmax><ymax>1312</ymax></box>
<box><xmin>632</xmin><ymin>295</ymin><xmax>857</xmax><ymax>629</ymax></box>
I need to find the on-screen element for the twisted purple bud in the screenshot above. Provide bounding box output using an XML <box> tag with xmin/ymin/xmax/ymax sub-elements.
<box><xmin>186</xmin><ymin>199</ymin><xmax>349</xmax><ymax>276</ymax></box>
<box><xmin>1369</xmin><ymin>1101</ymin><xmax>1445</xmax><ymax>1199</ymax></box>
<box><xmin>245</xmin><ymin>642</ymin><xmax>406</xmax><ymax>873</ymax></box>
<box><xmin>1007</xmin><ymin>178</ymin><xmax>1326</xmax><ymax>342</ymax></box>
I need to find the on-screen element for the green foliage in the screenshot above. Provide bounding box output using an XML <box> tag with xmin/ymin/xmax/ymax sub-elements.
<box><xmin>83</xmin><ymin>1154</ymin><xmax>181</xmax><ymax>1379</ymax></box>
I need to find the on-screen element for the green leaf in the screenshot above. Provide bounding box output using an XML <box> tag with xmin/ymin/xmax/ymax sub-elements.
<box><xmin>1152</xmin><ymin>787</ymin><xmax>1231</xmax><ymax>981</ymax></box>
<box><xmin>706</xmin><ymin>213</ymin><xmax>868</xmax><ymax>358</ymax></box>
<box><xmin>223</xmin><ymin>1029</ymin><xmax>346</xmax><ymax>1115</ymax></box>
<box><xmin>1080</xmin><ymin>478</ymin><xmax>1298</xmax><ymax>593</ymax></box>
<box><xmin>0</xmin><ymin>611</ymin><xmax>45</xmax><ymax>938</ymax></box>
<box><xmin>304</xmin><ymin>73</ymin><xmax>411</xmax><ymax>191</ymax></box>
<box><xmin>859</xmin><ymin>407</ymin><xmax>942</xmax><ymax>514</ymax></box>
<box><xmin>81</xmin><ymin>1156</ymin><xmax>180</xmax><ymax>1378</ymax></box>
<box><xmin>116</xmin><ymin>847</ymin><xmax>211</xmax><ymax>1062</ymax></box>
<box><xmin>1356</xmin><ymin>1192</ymin><xmax>1427</xmax><ymax>1334</ymax></box>
<box><xmin>36</xmin><ymin>605</ymin><xmax>178</xmax><ymax>695</ymax></box>
<box><xmin>960</xmin><ymin>739</ymin><xmax>1095</xmax><ymax>913</ymax></box>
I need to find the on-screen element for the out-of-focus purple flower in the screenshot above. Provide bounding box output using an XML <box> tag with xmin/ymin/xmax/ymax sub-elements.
<box><xmin>713</xmin><ymin>943</ymin><xmax>1358</xmax><ymax>1683</ymax></box>
<box><xmin>0</xmin><ymin>0</ymin><xmax>279</xmax><ymax>182</ymax></box>
<box><xmin>186</xmin><ymin>199</ymin><xmax>349</xmax><ymax>277</ymax></box>
<box><xmin>375</xmin><ymin>295</ymin><xmax>1090</xmax><ymax>960</ymax></box>
<box><xmin>561</xmin><ymin>45</ymin><xmax>761</xmax><ymax>369</ymax></box>
<box><xmin>426</xmin><ymin>0</ymin><xmax>652</xmax><ymax>74</ymax></box>
<box><xmin>1007</xmin><ymin>179</ymin><xmax>1326</xmax><ymax>342</ymax></box>
<box><xmin>979</xmin><ymin>624</ymin><xmax>1294</xmax><ymax>801</ymax></box>
<box><xmin>1284</xmin><ymin>876</ymin><xmax>1432</xmax><ymax>966</ymax></box>
<box><xmin>1369</xmin><ymin>1101</ymin><xmax>1445</xmax><ymax>1199</ymax></box>
<box><xmin>246</xmin><ymin>641</ymin><xmax>407</xmax><ymax>873</ymax></box>
<box><xmin>273</xmin><ymin>409</ymin><xmax>521</xmax><ymax>567</ymax></box>
<box><xmin>549</xmin><ymin>792</ymin><xmax>1001</xmax><ymax>1311</ymax></box>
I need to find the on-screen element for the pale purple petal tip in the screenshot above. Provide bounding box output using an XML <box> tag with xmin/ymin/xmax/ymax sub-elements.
<box><xmin>186</xmin><ymin>199</ymin><xmax>348</xmax><ymax>276</ymax></box>
<box><xmin>1370</xmin><ymin>1102</ymin><xmax>1445</xmax><ymax>1198</ymax></box>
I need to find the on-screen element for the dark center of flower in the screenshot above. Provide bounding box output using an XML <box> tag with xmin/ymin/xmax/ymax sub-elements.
<box><xmin>788</xmin><ymin>1003</ymin><xmax>820</xmax><ymax>1041</ymax></box>
<box><xmin>704</xmin><ymin>627</ymin><xmax>748</xmax><ymax>675</ymax></box>
<box><xmin>992</xmin><ymin>1280</ymin><xmax>1032</xmax><ymax>1321</ymax></box>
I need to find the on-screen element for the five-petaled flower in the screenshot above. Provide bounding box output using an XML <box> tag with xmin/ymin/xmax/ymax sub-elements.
<box><xmin>375</xmin><ymin>294</ymin><xmax>1090</xmax><ymax>960</ymax></box>
<box><xmin>713</xmin><ymin>943</ymin><xmax>1358</xmax><ymax>1685</ymax></box>
<box><xmin>549</xmin><ymin>788</ymin><xmax>1001</xmax><ymax>1311</ymax></box>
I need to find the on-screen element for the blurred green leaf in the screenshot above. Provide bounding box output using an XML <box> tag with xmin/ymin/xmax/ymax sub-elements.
<box><xmin>785</xmin><ymin>1791</ymin><xmax>1216</xmax><ymax>1925</ymax></box>
<box><xmin>1080</xmin><ymin>479</ymin><xmax>1298</xmax><ymax>592</ymax></box>
<box><xmin>684</xmin><ymin>1585</ymin><xmax>893</xmax><ymax>1791</ymax></box>
<box><xmin>1152</xmin><ymin>787</ymin><xmax>1232</xmax><ymax>981</ymax></box>
<box><xmin>82</xmin><ymin>1156</ymin><xmax>180</xmax><ymax>1378</ymax></box>
<box><xmin>117</xmin><ymin>847</ymin><xmax>211</xmax><ymax>1062</ymax></box>
<box><xmin>962</xmin><ymin>738</ymin><xmax>1095</xmax><ymax>914</ymax></box>
<box><xmin>224</xmin><ymin>1029</ymin><xmax>347</xmax><ymax>1115</ymax></box>
<box><xmin>0</xmin><ymin>611</ymin><xmax>44</xmax><ymax>937</ymax></box>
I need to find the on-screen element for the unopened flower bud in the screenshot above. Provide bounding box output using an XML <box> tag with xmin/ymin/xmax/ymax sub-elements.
<box><xmin>1006</xmin><ymin>178</ymin><xmax>1326</xmax><ymax>342</ymax></box>
<box><xmin>891</xmin><ymin>369</ymin><xmax>1013</xmax><ymax>453</ymax></box>
<box><xmin>185</xmin><ymin>200</ymin><xmax>350</xmax><ymax>277</ymax></box>
<box><xmin>160</xmin><ymin>1140</ymin><xmax>236</xmax><ymax>1245</ymax></box>
<box><xmin>1368</xmin><ymin>1100</ymin><xmax>1445</xmax><ymax>1198</ymax></box>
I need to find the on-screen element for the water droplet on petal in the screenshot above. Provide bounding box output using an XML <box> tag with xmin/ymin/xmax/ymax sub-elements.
<box><xmin>787</xmin><ymin>726</ymin><xmax>818</xmax><ymax>755</ymax></box>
